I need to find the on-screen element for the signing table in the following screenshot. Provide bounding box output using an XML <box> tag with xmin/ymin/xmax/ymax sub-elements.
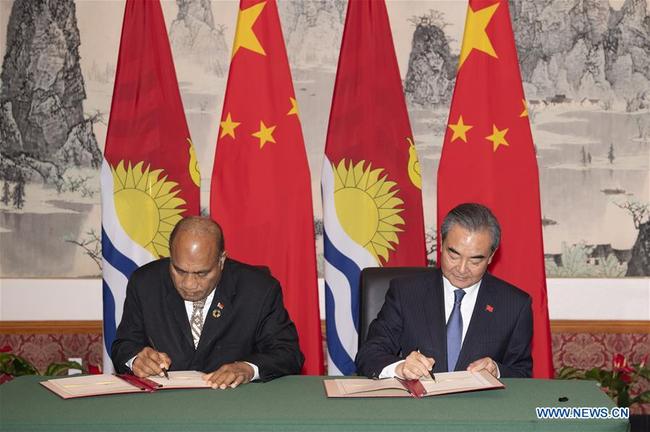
<box><xmin>0</xmin><ymin>376</ymin><xmax>628</xmax><ymax>432</ymax></box>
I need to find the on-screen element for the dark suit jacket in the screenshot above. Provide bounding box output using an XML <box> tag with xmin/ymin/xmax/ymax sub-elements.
<box><xmin>111</xmin><ymin>258</ymin><xmax>304</xmax><ymax>381</ymax></box>
<box><xmin>355</xmin><ymin>268</ymin><xmax>532</xmax><ymax>378</ymax></box>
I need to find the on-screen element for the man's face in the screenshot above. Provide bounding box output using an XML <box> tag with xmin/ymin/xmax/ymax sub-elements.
<box><xmin>169</xmin><ymin>231</ymin><xmax>225</xmax><ymax>302</ymax></box>
<box><xmin>440</xmin><ymin>224</ymin><xmax>495</xmax><ymax>289</ymax></box>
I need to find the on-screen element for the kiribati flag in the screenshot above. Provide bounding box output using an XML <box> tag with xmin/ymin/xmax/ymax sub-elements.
<box><xmin>322</xmin><ymin>0</ymin><xmax>426</xmax><ymax>375</ymax></box>
<box><xmin>101</xmin><ymin>0</ymin><xmax>200</xmax><ymax>372</ymax></box>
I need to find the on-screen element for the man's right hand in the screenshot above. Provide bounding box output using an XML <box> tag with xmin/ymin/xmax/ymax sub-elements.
<box><xmin>395</xmin><ymin>351</ymin><xmax>435</xmax><ymax>380</ymax></box>
<box><xmin>132</xmin><ymin>347</ymin><xmax>171</xmax><ymax>378</ymax></box>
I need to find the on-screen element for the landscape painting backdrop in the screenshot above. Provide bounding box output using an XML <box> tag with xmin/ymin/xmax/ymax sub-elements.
<box><xmin>0</xmin><ymin>0</ymin><xmax>648</xmax><ymax>278</ymax></box>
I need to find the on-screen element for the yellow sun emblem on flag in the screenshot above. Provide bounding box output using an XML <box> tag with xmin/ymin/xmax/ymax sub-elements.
<box><xmin>112</xmin><ymin>161</ymin><xmax>187</xmax><ymax>258</ymax></box>
<box><xmin>188</xmin><ymin>138</ymin><xmax>201</xmax><ymax>187</ymax></box>
<box><xmin>333</xmin><ymin>159</ymin><xmax>405</xmax><ymax>264</ymax></box>
<box><xmin>406</xmin><ymin>137</ymin><xmax>422</xmax><ymax>190</ymax></box>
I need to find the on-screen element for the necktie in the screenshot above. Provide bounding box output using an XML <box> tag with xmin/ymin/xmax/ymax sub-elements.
<box><xmin>191</xmin><ymin>298</ymin><xmax>207</xmax><ymax>348</ymax></box>
<box><xmin>446</xmin><ymin>289</ymin><xmax>466</xmax><ymax>372</ymax></box>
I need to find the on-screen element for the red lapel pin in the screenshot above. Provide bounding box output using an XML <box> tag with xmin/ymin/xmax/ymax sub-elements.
<box><xmin>485</xmin><ymin>304</ymin><xmax>494</xmax><ymax>313</ymax></box>
<box><xmin>212</xmin><ymin>302</ymin><xmax>225</xmax><ymax>319</ymax></box>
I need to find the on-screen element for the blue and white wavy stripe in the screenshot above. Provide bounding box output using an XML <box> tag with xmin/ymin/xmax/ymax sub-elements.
<box><xmin>321</xmin><ymin>159</ymin><xmax>378</xmax><ymax>375</ymax></box>
<box><xmin>100</xmin><ymin>159</ymin><xmax>154</xmax><ymax>372</ymax></box>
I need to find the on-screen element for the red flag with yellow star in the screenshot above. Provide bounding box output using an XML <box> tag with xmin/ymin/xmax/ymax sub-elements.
<box><xmin>209</xmin><ymin>0</ymin><xmax>323</xmax><ymax>374</ymax></box>
<box><xmin>437</xmin><ymin>0</ymin><xmax>553</xmax><ymax>378</ymax></box>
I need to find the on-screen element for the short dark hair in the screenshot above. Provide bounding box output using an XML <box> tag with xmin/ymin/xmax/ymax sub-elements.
<box><xmin>440</xmin><ymin>203</ymin><xmax>501</xmax><ymax>252</ymax></box>
<box><xmin>169</xmin><ymin>216</ymin><xmax>225</xmax><ymax>253</ymax></box>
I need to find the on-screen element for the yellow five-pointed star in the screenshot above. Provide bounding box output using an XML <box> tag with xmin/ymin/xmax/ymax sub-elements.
<box><xmin>220</xmin><ymin>113</ymin><xmax>241</xmax><ymax>139</ymax></box>
<box><xmin>520</xmin><ymin>99</ymin><xmax>528</xmax><ymax>118</ymax></box>
<box><xmin>232</xmin><ymin>1</ymin><xmax>266</xmax><ymax>58</ymax></box>
<box><xmin>486</xmin><ymin>124</ymin><xmax>509</xmax><ymax>152</ymax></box>
<box><xmin>287</xmin><ymin>97</ymin><xmax>299</xmax><ymax>116</ymax></box>
<box><xmin>458</xmin><ymin>2</ymin><xmax>499</xmax><ymax>68</ymax></box>
<box><xmin>252</xmin><ymin>121</ymin><xmax>276</xmax><ymax>148</ymax></box>
<box><xmin>448</xmin><ymin>115</ymin><xmax>473</xmax><ymax>143</ymax></box>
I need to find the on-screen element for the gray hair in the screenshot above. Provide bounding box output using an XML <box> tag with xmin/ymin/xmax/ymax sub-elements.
<box><xmin>169</xmin><ymin>216</ymin><xmax>225</xmax><ymax>253</ymax></box>
<box><xmin>440</xmin><ymin>203</ymin><xmax>501</xmax><ymax>252</ymax></box>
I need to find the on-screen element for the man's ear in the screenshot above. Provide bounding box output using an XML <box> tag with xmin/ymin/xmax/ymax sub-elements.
<box><xmin>487</xmin><ymin>249</ymin><xmax>497</xmax><ymax>265</ymax></box>
<box><xmin>220</xmin><ymin>252</ymin><xmax>227</xmax><ymax>268</ymax></box>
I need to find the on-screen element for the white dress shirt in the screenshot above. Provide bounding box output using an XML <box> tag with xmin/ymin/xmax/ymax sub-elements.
<box><xmin>379</xmin><ymin>276</ymin><xmax>494</xmax><ymax>378</ymax></box>
<box><xmin>127</xmin><ymin>288</ymin><xmax>259</xmax><ymax>381</ymax></box>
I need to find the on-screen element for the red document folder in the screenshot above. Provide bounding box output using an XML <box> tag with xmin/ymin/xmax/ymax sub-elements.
<box><xmin>394</xmin><ymin>376</ymin><xmax>428</xmax><ymax>398</ymax></box>
<box><xmin>323</xmin><ymin>370</ymin><xmax>504</xmax><ymax>398</ymax></box>
<box><xmin>40</xmin><ymin>371</ymin><xmax>211</xmax><ymax>399</ymax></box>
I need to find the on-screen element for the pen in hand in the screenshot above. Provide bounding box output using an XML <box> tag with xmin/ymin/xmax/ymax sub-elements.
<box><xmin>417</xmin><ymin>349</ymin><xmax>436</xmax><ymax>382</ymax></box>
<box><xmin>147</xmin><ymin>336</ymin><xmax>169</xmax><ymax>380</ymax></box>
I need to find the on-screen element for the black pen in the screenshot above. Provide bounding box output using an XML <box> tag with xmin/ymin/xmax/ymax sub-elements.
<box><xmin>417</xmin><ymin>349</ymin><xmax>436</xmax><ymax>382</ymax></box>
<box><xmin>147</xmin><ymin>336</ymin><xmax>169</xmax><ymax>380</ymax></box>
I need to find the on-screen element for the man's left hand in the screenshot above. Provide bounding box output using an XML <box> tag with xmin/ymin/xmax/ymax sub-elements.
<box><xmin>203</xmin><ymin>362</ymin><xmax>254</xmax><ymax>389</ymax></box>
<box><xmin>467</xmin><ymin>357</ymin><xmax>498</xmax><ymax>377</ymax></box>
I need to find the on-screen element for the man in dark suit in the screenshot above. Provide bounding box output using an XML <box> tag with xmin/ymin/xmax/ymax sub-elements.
<box><xmin>356</xmin><ymin>203</ymin><xmax>532</xmax><ymax>379</ymax></box>
<box><xmin>111</xmin><ymin>217</ymin><xmax>304</xmax><ymax>389</ymax></box>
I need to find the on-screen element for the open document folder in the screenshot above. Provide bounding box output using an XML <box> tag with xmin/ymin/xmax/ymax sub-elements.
<box><xmin>40</xmin><ymin>371</ymin><xmax>211</xmax><ymax>399</ymax></box>
<box><xmin>324</xmin><ymin>370</ymin><xmax>504</xmax><ymax>399</ymax></box>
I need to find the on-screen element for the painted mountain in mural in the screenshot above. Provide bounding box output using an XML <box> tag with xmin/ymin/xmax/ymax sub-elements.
<box><xmin>168</xmin><ymin>0</ymin><xmax>229</xmax><ymax>77</ymax></box>
<box><xmin>0</xmin><ymin>0</ymin><xmax>100</xmax><ymax>187</ymax></box>
<box><xmin>510</xmin><ymin>0</ymin><xmax>650</xmax><ymax>110</ymax></box>
<box><xmin>0</xmin><ymin>0</ymin><xmax>102</xmax><ymax>278</ymax></box>
<box><xmin>404</xmin><ymin>14</ymin><xmax>456</xmax><ymax>108</ymax></box>
<box><xmin>279</xmin><ymin>0</ymin><xmax>346</xmax><ymax>69</ymax></box>
<box><xmin>402</xmin><ymin>0</ymin><xmax>650</xmax><ymax>111</ymax></box>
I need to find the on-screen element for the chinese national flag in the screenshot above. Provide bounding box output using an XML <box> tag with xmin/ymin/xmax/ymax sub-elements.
<box><xmin>322</xmin><ymin>0</ymin><xmax>426</xmax><ymax>375</ymax></box>
<box><xmin>210</xmin><ymin>0</ymin><xmax>323</xmax><ymax>374</ymax></box>
<box><xmin>437</xmin><ymin>0</ymin><xmax>553</xmax><ymax>378</ymax></box>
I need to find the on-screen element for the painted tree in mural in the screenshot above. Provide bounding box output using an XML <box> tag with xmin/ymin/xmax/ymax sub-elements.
<box><xmin>11</xmin><ymin>173</ymin><xmax>25</xmax><ymax>210</ymax></box>
<box><xmin>0</xmin><ymin>0</ymin><xmax>101</xmax><ymax>192</ymax></box>
<box><xmin>1</xmin><ymin>180</ymin><xmax>10</xmax><ymax>206</ymax></box>
<box><xmin>616</xmin><ymin>201</ymin><xmax>650</xmax><ymax>276</ymax></box>
<box><xmin>580</xmin><ymin>146</ymin><xmax>588</xmax><ymax>166</ymax></box>
<box><xmin>636</xmin><ymin>117</ymin><xmax>646</xmax><ymax>138</ymax></box>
